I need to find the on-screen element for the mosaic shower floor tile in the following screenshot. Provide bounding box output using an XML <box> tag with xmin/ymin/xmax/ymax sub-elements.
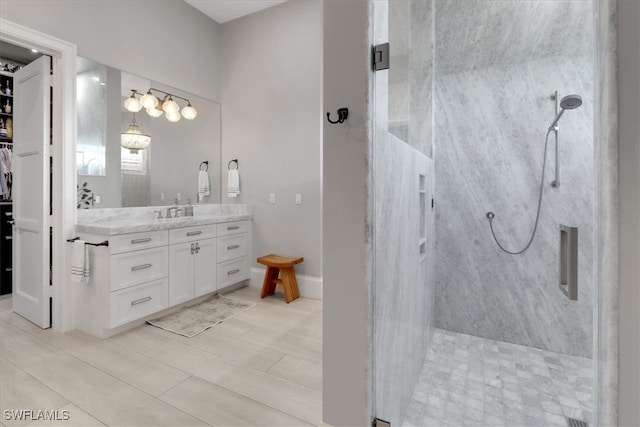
<box><xmin>403</xmin><ymin>329</ymin><xmax>593</xmax><ymax>427</ymax></box>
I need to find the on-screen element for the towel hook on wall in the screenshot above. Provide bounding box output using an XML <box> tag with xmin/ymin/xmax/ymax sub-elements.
<box><xmin>228</xmin><ymin>159</ymin><xmax>239</xmax><ymax>170</ymax></box>
<box><xmin>327</xmin><ymin>108</ymin><xmax>349</xmax><ymax>124</ymax></box>
<box><xmin>199</xmin><ymin>161</ymin><xmax>209</xmax><ymax>172</ymax></box>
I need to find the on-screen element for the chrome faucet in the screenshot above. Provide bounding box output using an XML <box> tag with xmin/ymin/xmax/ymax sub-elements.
<box><xmin>166</xmin><ymin>206</ymin><xmax>181</xmax><ymax>218</ymax></box>
<box><xmin>153</xmin><ymin>210</ymin><xmax>163</xmax><ymax>219</ymax></box>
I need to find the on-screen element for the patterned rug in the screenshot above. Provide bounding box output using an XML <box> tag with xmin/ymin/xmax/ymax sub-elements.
<box><xmin>147</xmin><ymin>294</ymin><xmax>255</xmax><ymax>337</ymax></box>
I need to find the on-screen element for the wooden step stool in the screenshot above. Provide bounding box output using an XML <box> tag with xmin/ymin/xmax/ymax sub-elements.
<box><xmin>257</xmin><ymin>254</ymin><xmax>304</xmax><ymax>303</ymax></box>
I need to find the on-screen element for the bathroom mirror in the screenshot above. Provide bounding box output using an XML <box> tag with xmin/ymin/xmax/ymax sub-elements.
<box><xmin>76</xmin><ymin>57</ymin><xmax>222</xmax><ymax>208</ymax></box>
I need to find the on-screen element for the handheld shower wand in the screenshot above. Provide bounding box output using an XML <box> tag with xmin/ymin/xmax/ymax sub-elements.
<box><xmin>486</xmin><ymin>94</ymin><xmax>583</xmax><ymax>255</ymax></box>
<box><xmin>548</xmin><ymin>94</ymin><xmax>583</xmax><ymax>131</ymax></box>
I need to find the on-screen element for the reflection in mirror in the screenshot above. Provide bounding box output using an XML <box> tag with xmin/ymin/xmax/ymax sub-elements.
<box><xmin>75</xmin><ymin>57</ymin><xmax>221</xmax><ymax>209</ymax></box>
<box><xmin>76</xmin><ymin>57</ymin><xmax>107</xmax><ymax>176</ymax></box>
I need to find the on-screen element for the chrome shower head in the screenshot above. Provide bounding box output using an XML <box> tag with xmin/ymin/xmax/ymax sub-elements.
<box><xmin>548</xmin><ymin>94</ymin><xmax>583</xmax><ymax>131</ymax></box>
<box><xmin>559</xmin><ymin>94</ymin><xmax>582</xmax><ymax>110</ymax></box>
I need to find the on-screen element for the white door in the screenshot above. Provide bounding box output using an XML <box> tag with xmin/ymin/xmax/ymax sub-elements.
<box><xmin>12</xmin><ymin>56</ymin><xmax>51</xmax><ymax>328</ymax></box>
<box><xmin>194</xmin><ymin>238</ymin><xmax>216</xmax><ymax>297</ymax></box>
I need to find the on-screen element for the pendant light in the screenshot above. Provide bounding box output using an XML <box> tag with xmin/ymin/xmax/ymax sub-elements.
<box><xmin>120</xmin><ymin>113</ymin><xmax>151</xmax><ymax>154</ymax></box>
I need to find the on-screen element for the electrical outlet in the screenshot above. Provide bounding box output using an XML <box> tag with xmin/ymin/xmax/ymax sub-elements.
<box><xmin>295</xmin><ymin>194</ymin><xmax>302</xmax><ymax>205</ymax></box>
<box><xmin>160</xmin><ymin>192</ymin><xmax>165</xmax><ymax>201</ymax></box>
<box><xmin>176</xmin><ymin>193</ymin><xmax>181</xmax><ymax>202</ymax></box>
<box><xmin>94</xmin><ymin>195</ymin><xmax>101</xmax><ymax>204</ymax></box>
<box><xmin>269</xmin><ymin>193</ymin><xmax>276</xmax><ymax>204</ymax></box>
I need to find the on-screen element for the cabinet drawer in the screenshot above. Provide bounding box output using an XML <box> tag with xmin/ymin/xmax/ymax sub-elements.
<box><xmin>217</xmin><ymin>256</ymin><xmax>248</xmax><ymax>289</ymax></box>
<box><xmin>109</xmin><ymin>278</ymin><xmax>168</xmax><ymax>328</ymax></box>
<box><xmin>216</xmin><ymin>233</ymin><xmax>248</xmax><ymax>263</ymax></box>
<box><xmin>169</xmin><ymin>224</ymin><xmax>216</xmax><ymax>245</ymax></box>
<box><xmin>110</xmin><ymin>230</ymin><xmax>168</xmax><ymax>255</ymax></box>
<box><xmin>110</xmin><ymin>246</ymin><xmax>168</xmax><ymax>291</ymax></box>
<box><xmin>216</xmin><ymin>221</ymin><xmax>249</xmax><ymax>237</ymax></box>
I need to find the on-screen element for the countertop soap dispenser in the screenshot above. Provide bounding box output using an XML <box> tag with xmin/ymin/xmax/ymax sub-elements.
<box><xmin>185</xmin><ymin>199</ymin><xmax>194</xmax><ymax>217</ymax></box>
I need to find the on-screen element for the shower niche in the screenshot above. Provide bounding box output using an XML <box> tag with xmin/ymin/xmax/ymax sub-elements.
<box><xmin>419</xmin><ymin>173</ymin><xmax>426</xmax><ymax>259</ymax></box>
<box><xmin>560</xmin><ymin>224</ymin><xmax>579</xmax><ymax>300</ymax></box>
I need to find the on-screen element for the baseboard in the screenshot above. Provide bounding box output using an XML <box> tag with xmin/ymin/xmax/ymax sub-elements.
<box><xmin>250</xmin><ymin>268</ymin><xmax>323</xmax><ymax>300</ymax></box>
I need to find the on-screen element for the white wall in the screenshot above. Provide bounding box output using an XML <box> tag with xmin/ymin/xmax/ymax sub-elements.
<box><xmin>323</xmin><ymin>0</ymin><xmax>372</xmax><ymax>425</ymax></box>
<box><xmin>220</xmin><ymin>0</ymin><xmax>323</xmax><ymax>279</ymax></box>
<box><xmin>617</xmin><ymin>1</ymin><xmax>640</xmax><ymax>425</ymax></box>
<box><xmin>0</xmin><ymin>0</ymin><xmax>221</xmax><ymax>101</ymax></box>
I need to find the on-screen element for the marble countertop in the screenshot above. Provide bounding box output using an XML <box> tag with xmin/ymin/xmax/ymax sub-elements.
<box><xmin>76</xmin><ymin>204</ymin><xmax>253</xmax><ymax>236</ymax></box>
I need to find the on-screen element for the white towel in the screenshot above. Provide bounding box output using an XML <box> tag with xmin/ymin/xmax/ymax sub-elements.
<box><xmin>197</xmin><ymin>170</ymin><xmax>210</xmax><ymax>202</ymax></box>
<box><xmin>70</xmin><ymin>240</ymin><xmax>90</xmax><ymax>283</ymax></box>
<box><xmin>228</xmin><ymin>169</ymin><xmax>240</xmax><ymax>198</ymax></box>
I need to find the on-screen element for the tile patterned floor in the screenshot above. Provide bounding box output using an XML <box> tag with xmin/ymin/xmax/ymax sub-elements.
<box><xmin>0</xmin><ymin>286</ymin><xmax>323</xmax><ymax>427</ymax></box>
<box><xmin>403</xmin><ymin>329</ymin><xmax>593</xmax><ymax>427</ymax></box>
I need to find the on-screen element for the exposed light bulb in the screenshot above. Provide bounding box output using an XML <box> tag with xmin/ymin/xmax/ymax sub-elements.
<box><xmin>146</xmin><ymin>106</ymin><xmax>163</xmax><ymax>118</ymax></box>
<box><xmin>181</xmin><ymin>104</ymin><xmax>197</xmax><ymax>120</ymax></box>
<box><xmin>165</xmin><ymin>111</ymin><xmax>181</xmax><ymax>122</ymax></box>
<box><xmin>162</xmin><ymin>97</ymin><xmax>179</xmax><ymax>114</ymax></box>
<box><xmin>124</xmin><ymin>94</ymin><xmax>142</xmax><ymax>112</ymax></box>
<box><xmin>140</xmin><ymin>91</ymin><xmax>158</xmax><ymax>109</ymax></box>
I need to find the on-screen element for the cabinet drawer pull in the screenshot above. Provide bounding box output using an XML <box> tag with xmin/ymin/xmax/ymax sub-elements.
<box><xmin>4</xmin><ymin>212</ymin><xmax>11</xmax><ymax>217</ymax></box>
<box><xmin>5</xmin><ymin>267</ymin><xmax>12</xmax><ymax>273</ymax></box>
<box><xmin>131</xmin><ymin>237</ymin><xmax>152</xmax><ymax>244</ymax></box>
<box><xmin>227</xmin><ymin>226</ymin><xmax>240</xmax><ymax>231</ymax></box>
<box><xmin>187</xmin><ymin>231</ymin><xmax>202</xmax><ymax>236</ymax></box>
<box><xmin>227</xmin><ymin>244</ymin><xmax>240</xmax><ymax>250</ymax></box>
<box><xmin>130</xmin><ymin>296</ymin><xmax>152</xmax><ymax>306</ymax></box>
<box><xmin>131</xmin><ymin>263</ymin><xmax>152</xmax><ymax>271</ymax></box>
<box><xmin>4</xmin><ymin>236</ymin><xmax>12</xmax><ymax>241</ymax></box>
<box><xmin>227</xmin><ymin>268</ymin><xmax>241</xmax><ymax>275</ymax></box>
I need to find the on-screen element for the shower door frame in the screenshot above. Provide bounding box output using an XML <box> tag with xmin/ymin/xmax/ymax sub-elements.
<box><xmin>367</xmin><ymin>1</ymin><xmax>619</xmax><ymax>426</ymax></box>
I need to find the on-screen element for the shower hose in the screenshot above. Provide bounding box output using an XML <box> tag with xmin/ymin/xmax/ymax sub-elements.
<box><xmin>486</xmin><ymin>128</ymin><xmax>553</xmax><ymax>255</ymax></box>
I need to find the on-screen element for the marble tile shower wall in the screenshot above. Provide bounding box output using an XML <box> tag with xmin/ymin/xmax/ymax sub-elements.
<box><xmin>433</xmin><ymin>53</ymin><xmax>594</xmax><ymax>357</ymax></box>
<box><xmin>374</xmin><ymin>128</ymin><xmax>435</xmax><ymax>426</ymax></box>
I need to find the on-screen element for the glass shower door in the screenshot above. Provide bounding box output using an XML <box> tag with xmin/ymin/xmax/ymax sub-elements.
<box><xmin>371</xmin><ymin>1</ymin><xmax>436</xmax><ymax>425</ymax></box>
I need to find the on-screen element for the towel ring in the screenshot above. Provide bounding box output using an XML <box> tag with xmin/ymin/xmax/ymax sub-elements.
<box><xmin>199</xmin><ymin>161</ymin><xmax>209</xmax><ymax>172</ymax></box>
<box><xmin>228</xmin><ymin>159</ymin><xmax>239</xmax><ymax>170</ymax></box>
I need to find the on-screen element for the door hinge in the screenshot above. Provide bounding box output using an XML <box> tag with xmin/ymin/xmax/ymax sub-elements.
<box><xmin>372</xmin><ymin>43</ymin><xmax>390</xmax><ymax>71</ymax></box>
<box><xmin>373</xmin><ymin>418</ymin><xmax>391</xmax><ymax>427</ymax></box>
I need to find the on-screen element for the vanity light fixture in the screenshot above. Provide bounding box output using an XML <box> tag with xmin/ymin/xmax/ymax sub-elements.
<box><xmin>123</xmin><ymin>90</ymin><xmax>143</xmax><ymax>112</ymax></box>
<box><xmin>182</xmin><ymin>103</ymin><xmax>198</xmax><ymax>120</ymax></box>
<box><xmin>146</xmin><ymin>105</ymin><xmax>164</xmax><ymax>118</ymax></box>
<box><xmin>124</xmin><ymin>87</ymin><xmax>197</xmax><ymax>122</ymax></box>
<box><xmin>165</xmin><ymin>111</ymin><xmax>181</xmax><ymax>122</ymax></box>
<box><xmin>162</xmin><ymin>96</ymin><xmax>179</xmax><ymax>114</ymax></box>
<box><xmin>140</xmin><ymin>90</ymin><xmax>159</xmax><ymax>109</ymax></box>
<box><xmin>120</xmin><ymin>113</ymin><xmax>151</xmax><ymax>154</ymax></box>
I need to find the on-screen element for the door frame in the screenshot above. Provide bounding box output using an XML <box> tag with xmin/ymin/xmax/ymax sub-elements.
<box><xmin>0</xmin><ymin>19</ymin><xmax>77</xmax><ymax>332</ymax></box>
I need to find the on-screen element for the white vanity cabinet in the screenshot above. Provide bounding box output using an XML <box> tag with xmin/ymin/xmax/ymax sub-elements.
<box><xmin>168</xmin><ymin>225</ymin><xmax>217</xmax><ymax>306</ymax></box>
<box><xmin>216</xmin><ymin>221</ymin><xmax>251</xmax><ymax>288</ymax></box>
<box><xmin>75</xmin><ymin>217</ymin><xmax>252</xmax><ymax>338</ymax></box>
